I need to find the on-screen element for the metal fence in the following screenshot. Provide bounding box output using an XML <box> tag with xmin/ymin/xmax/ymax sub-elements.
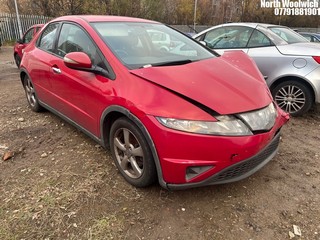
<box><xmin>0</xmin><ymin>13</ymin><xmax>51</xmax><ymax>43</ymax></box>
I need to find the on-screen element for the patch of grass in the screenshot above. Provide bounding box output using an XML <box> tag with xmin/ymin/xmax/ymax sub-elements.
<box><xmin>0</xmin><ymin>228</ymin><xmax>16</xmax><ymax>240</ymax></box>
<box><xmin>2</xmin><ymin>40</ymin><xmax>16</xmax><ymax>46</ymax></box>
<box><xmin>0</xmin><ymin>216</ymin><xmax>18</xmax><ymax>240</ymax></box>
<box><xmin>87</xmin><ymin>215</ymin><xmax>124</xmax><ymax>240</ymax></box>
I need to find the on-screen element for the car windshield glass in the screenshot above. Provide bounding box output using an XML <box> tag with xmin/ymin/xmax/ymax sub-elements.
<box><xmin>268</xmin><ymin>27</ymin><xmax>308</xmax><ymax>44</ymax></box>
<box><xmin>91</xmin><ymin>22</ymin><xmax>215</xmax><ymax>69</ymax></box>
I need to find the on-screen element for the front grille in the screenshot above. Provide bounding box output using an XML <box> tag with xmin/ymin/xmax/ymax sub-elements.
<box><xmin>208</xmin><ymin>133</ymin><xmax>280</xmax><ymax>184</ymax></box>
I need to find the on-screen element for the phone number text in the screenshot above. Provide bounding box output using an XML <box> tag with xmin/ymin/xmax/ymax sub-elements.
<box><xmin>274</xmin><ymin>8</ymin><xmax>320</xmax><ymax>15</ymax></box>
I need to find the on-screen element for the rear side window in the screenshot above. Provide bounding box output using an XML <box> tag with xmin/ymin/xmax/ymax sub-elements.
<box><xmin>301</xmin><ymin>34</ymin><xmax>312</xmax><ymax>41</ymax></box>
<box><xmin>247</xmin><ymin>30</ymin><xmax>272</xmax><ymax>48</ymax></box>
<box><xmin>312</xmin><ymin>36</ymin><xmax>320</xmax><ymax>42</ymax></box>
<box><xmin>23</xmin><ymin>29</ymin><xmax>34</xmax><ymax>44</ymax></box>
<box><xmin>38</xmin><ymin>23</ymin><xmax>59</xmax><ymax>52</ymax></box>
<box><xmin>301</xmin><ymin>34</ymin><xmax>320</xmax><ymax>43</ymax></box>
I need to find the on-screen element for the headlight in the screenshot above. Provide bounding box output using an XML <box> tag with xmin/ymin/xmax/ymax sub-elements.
<box><xmin>156</xmin><ymin>116</ymin><xmax>252</xmax><ymax>136</ymax></box>
<box><xmin>156</xmin><ymin>103</ymin><xmax>277</xmax><ymax>136</ymax></box>
<box><xmin>238</xmin><ymin>103</ymin><xmax>277</xmax><ymax>131</ymax></box>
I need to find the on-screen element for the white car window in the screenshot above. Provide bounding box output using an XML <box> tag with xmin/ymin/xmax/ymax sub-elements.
<box><xmin>203</xmin><ymin>26</ymin><xmax>253</xmax><ymax>49</ymax></box>
<box><xmin>247</xmin><ymin>30</ymin><xmax>272</xmax><ymax>48</ymax></box>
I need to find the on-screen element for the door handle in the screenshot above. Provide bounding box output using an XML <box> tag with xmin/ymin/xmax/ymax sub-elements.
<box><xmin>52</xmin><ymin>66</ymin><xmax>61</xmax><ymax>74</ymax></box>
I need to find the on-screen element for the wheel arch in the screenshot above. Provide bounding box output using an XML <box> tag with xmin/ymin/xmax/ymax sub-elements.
<box><xmin>269</xmin><ymin>76</ymin><xmax>315</xmax><ymax>103</ymax></box>
<box><xmin>100</xmin><ymin>105</ymin><xmax>167</xmax><ymax>188</ymax></box>
<box><xmin>19</xmin><ymin>69</ymin><xmax>28</xmax><ymax>86</ymax></box>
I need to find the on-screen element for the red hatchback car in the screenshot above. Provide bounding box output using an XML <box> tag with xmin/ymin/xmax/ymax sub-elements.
<box><xmin>13</xmin><ymin>24</ymin><xmax>43</xmax><ymax>67</ymax></box>
<box><xmin>20</xmin><ymin>16</ymin><xmax>289</xmax><ymax>189</ymax></box>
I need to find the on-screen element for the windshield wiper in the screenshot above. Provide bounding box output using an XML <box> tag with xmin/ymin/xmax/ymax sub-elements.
<box><xmin>142</xmin><ymin>59</ymin><xmax>192</xmax><ymax>68</ymax></box>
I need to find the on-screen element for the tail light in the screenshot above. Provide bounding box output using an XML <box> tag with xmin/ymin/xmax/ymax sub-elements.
<box><xmin>312</xmin><ymin>56</ymin><xmax>320</xmax><ymax>64</ymax></box>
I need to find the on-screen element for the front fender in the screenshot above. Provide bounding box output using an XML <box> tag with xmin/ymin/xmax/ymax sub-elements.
<box><xmin>100</xmin><ymin>105</ymin><xmax>167</xmax><ymax>189</ymax></box>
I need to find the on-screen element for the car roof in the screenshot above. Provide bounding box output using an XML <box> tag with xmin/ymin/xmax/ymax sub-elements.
<box><xmin>219</xmin><ymin>22</ymin><xmax>284</xmax><ymax>28</ymax></box>
<box><xmin>193</xmin><ymin>22</ymin><xmax>287</xmax><ymax>38</ymax></box>
<box><xmin>52</xmin><ymin>15</ymin><xmax>158</xmax><ymax>24</ymax></box>
<box><xmin>25</xmin><ymin>23</ymin><xmax>44</xmax><ymax>30</ymax></box>
<box><xmin>32</xmin><ymin>23</ymin><xmax>44</xmax><ymax>27</ymax></box>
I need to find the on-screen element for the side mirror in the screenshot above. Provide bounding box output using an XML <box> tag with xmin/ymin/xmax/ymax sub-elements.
<box><xmin>64</xmin><ymin>52</ymin><xmax>92</xmax><ymax>70</ymax></box>
<box><xmin>63</xmin><ymin>52</ymin><xmax>112</xmax><ymax>78</ymax></box>
<box><xmin>17</xmin><ymin>39</ymin><xmax>23</xmax><ymax>44</ymax></box>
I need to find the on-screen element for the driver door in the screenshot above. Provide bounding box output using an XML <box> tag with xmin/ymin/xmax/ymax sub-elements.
<box><xmin>46</xmin><ymin>23</ymin><xmax>113</xmax><ymax>137</ymax></box>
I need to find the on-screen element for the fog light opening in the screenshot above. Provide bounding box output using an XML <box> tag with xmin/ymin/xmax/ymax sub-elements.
<box><xmin>186</xmin><ymin>165</ymin><xmax>214</xmax><ymax>181</ymax></box>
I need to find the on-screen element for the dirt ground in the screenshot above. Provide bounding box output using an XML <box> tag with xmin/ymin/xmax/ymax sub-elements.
<box><xmin>0</xmin><ymin>46</ymin><xmax>320</xmax><ymax>240</ymax></box>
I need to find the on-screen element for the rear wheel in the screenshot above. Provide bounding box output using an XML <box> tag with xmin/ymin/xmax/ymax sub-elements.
<box><xmin>109</xmin><ymin>117</ymin><xmax>157</xmax><ymax>187</ymax></box>
<box><xmin>272</xmin><ymin>80</ymin><xmax>313</xmax><ymax>116</ymax></box>
<box><xmin>14</xmin><ymin>54</ymin><xmax>21</xmax><ymax>68</ymax></box>
<box><xmin>23</xmin><ymin>75</ymin><xmax>43</xmax><ymax>112</ymax></box>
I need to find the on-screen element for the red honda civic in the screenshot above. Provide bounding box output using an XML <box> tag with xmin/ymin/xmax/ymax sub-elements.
<box><xmin>19</xmin><ymin>15</ymin><xmax>289</xmax><ymax>189</ymax></box>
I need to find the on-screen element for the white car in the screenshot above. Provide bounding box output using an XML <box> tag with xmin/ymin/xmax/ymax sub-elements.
<box><xmin>147</xmin><ymin>29</ymin><xmax>171</xmax><ymax>51</ymax></box>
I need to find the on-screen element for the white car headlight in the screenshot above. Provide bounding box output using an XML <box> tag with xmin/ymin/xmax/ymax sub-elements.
<box><xmin>238</xmin><ymin>103</ymin><xmax>277</xmax><ymax>131</ymax></box>
<box><xmin>156</xmin><ymin>116</ymin><xmax>252</xmax><ymax>136</ymax></box>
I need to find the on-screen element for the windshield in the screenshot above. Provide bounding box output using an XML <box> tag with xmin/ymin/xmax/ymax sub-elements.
<box><xmin>91</xmin><ymin>22</ymin><xmax>214</xmax><ymax>69</ymax></box>
<box><xmin>268</xmin><ymin>27</ymin><xmax>309</xmax><ymax>44</ymax></box>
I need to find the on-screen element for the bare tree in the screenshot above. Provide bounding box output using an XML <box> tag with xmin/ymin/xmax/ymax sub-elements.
<box><xmin>1</xmin><ymin>0</ymin><xmax>319</xmax><ymax>27</ymax></box>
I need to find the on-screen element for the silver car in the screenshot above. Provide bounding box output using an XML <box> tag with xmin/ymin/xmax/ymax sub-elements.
<box><xmin>194</xmin><ymin>23</ymin><xmax>320</xmax><ymax>116</ymax></box>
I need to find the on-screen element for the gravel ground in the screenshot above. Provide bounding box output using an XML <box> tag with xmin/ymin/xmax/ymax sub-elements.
<box><xmin>1</xmin><ymin>46</ymin><xmax>320</xmax><ymax>240</ymax></box>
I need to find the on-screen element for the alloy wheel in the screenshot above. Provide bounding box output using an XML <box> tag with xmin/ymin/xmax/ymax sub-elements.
<box><xmin>25</xmin><ymin>77</ymin><xmax>37</xmax><ymax>108</ymax></box>
<box><xmin>274</xmin><ymin>85</ymin><xmax>306</xmax><ymax>114</ymax></box>
<box><xmin>113</xmin><ymin>127</ymin><xmax>144</xmax><ymax>179</ymax></box>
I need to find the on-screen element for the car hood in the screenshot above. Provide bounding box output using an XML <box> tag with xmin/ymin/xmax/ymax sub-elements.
<box><xmin>276</xmin><ymin>42</ymin><xmax>320</xmax><ymax>56</ymax></box>
<box><xmin>130</xmin><ymin>51</ymin><xmax>272</xmax><ymax>115</ymax></box>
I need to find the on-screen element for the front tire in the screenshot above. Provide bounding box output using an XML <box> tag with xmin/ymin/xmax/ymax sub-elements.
<box><xmin>109</xmin><ymin>117</ymin><xmax>157</xmax><ymax>187</ymax></box>
<box><xmin>23</xmin><ymin>75</ymin><xmax>43</xmax><ymax>112</ymax></box>
<box><xmin>272</xmin><ymin>80</ymin><xmax>313</xmax><ymax>116</ymax></box>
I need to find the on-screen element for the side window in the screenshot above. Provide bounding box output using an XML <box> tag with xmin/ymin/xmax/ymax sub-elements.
<box><xmin>247</xmin><ymin>30</ymin><xmax>272</xmax><ymax>48</ymax></box>
<box><xmin>23</xmin><ymin>29</ymin><xmax>33</xmax><ymax>44</ymax></box>
<box><xmin>38</xmin><ymin>23</ymin><xmax>59</xmax><ymax>52</ymax></box>
<box><xmin>301</xmin><ymin>34</ymin><xmax>311</xmax><ymax>41</ymax></box>
<box><xmin>203</xmin><ymin>26</ymin><xmax>253</xmax><ymax>49</ymax></box>
<box><xmin>203</xmin><ymin>28</ymin><xmax>225</xmax><ymax>47</ymax></box>
<box><xmin>57</xmin><ymin>23</ymin><xmax>103</xmax><ymax>67</ymax></box>
<box><xmin>313</xmin><ymin>37</ymin><xmax>320</xmax><ymax>43</ymax></box>
<box><xmin>57</xmin><ymin>24</ymin><xmax>95</xmax><ymax>58</ymax></box>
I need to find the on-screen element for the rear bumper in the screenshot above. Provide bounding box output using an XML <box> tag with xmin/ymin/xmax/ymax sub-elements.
<box><xmin>166</xmin><ymin>131</ymin><xmax>280</xmax><ymax>190</ymax></box>
<box><xmin>305</xmin><ymin>66</ymin><xmax>320</xmax><ymax>103</ymax></box>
